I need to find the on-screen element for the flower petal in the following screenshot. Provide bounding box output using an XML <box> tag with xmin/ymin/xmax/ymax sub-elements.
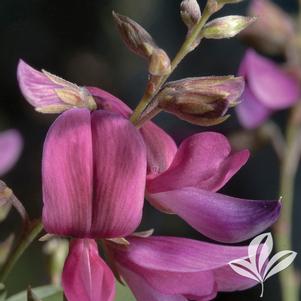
<box><xmin>87</xmin><ymin>87</ymin><xmax>177</xmax><ymax>179</ymax></box>
<box><xmin>240</xmin><ymin>50</ymin><xmax>300</xmax><ymax>109</ymax></box>
<box><xmin>0</xmin><ymin>130</ymin><xmax>22</xmax><ymax>176</ymax></box>
<box><xmin>62</xmin><ymin>239</ymin><xmax>115</xmax><ymax>301</ymax></box>
<box><xmin>147</xmin><ymin>132</ymin><xmax>249</xmax><ymax>193</ymax></box>
<box><xmin>140</xmin><ymin>122</ymin><xmax>177</xmax><ymax>179</ymax></box>
<box><xmin>147</xmin><ymin>187</ymin><xmax>281</xmax><ymax>243</ymax></box>
<box><xmin>236</xmin><ymin>86</ymin><xmax>272</xmax><ymax>129</ymax></box>
<box><xmin>42</xmin><ymin>108</ymin><xmax>93</xmax><ymax>237</ymax></box>
<box><xmin>17</xmin><ymin>60</ymin><xmax>65</xmax><ymax>108</ymax></box>
<box><xmin>90</xmin><ymin>111</ymin><xmax>146</xmax><ymax>238</ymax></box>
<box><xmin>118</xmin><ymin>265</ymin><xmax>187</xmax><ymax>301</ymax></box>
<box><xmin>111</xmin><ymin>236</ymin><xmax>257</xmax><ymax>298</ymax></box>
<box><xmin>87</xmin><ymin>87</ymin><xmax>132</xmax><ymax>117</ymax></box>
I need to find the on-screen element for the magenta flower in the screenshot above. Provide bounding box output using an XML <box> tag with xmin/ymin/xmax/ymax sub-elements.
<box><xmin>42</xmin><ymin>108</ymin><xmax>146</xmax><ymax>238</ymax></box>
<box><xmin>0</xmin><ymin>129</ymin><xmax>22</xmax><ymax>176</ymax></box>
<box><xmin>62</xmin><ymin>239</ymin><xmax>115</xmax><ymax>301</ymax></box>
<box><xmin>18</xmin><ymin>60</ymin><xmax>281</xmax><ymax>300</ymax></box>
<box><xmin>145</xmin><ymin>131</ymin><xmax>281</xmax><ymax>243</ymax></box>
<box><xmin>18</xmin><ymin>60</ymin><xmax>281</xmax><ymax>243</ymax></box>
<box><xmin>236</xmin><ymin>49</ymin><xmax>300</xmax><ymax>129</ymax></box>
<box><xmin>108</xmin><ymin>235</ymin><xmax>257</xmax><ymax>300</ymax></box>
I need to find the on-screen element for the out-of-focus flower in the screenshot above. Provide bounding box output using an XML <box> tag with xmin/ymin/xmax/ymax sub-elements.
<box><xmin>108</xmin><ymin>235</ymin><xmax>257</xmax><ymax>300</ymax></box>
<box><xmin>240</xmin><ymin>0</ymin><xmax>295</xmax><ymax>55</ymax></box>
<box><xmin>236</xmin><ymin>49</ymin><xmax>301</xmax><ymax>129</ymax></box>
<box><xmin>0</xmin><ymin>129</ymin><xmax>22</xmax><ymax>177</ymax></box>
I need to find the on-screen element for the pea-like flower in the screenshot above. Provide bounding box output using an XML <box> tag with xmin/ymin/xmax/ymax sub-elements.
<box><xmin>18</xmin><ymin>60</ymin><xmax>281</xmax><ymax>300</ymax></box>
<box><xmin>236</xmin><ymin>49</ymin><xmax>300</xmax><ymax>129</ymax></box>
<box><xmin>42</xmin><ymin>108</ymin><xmax>147</xmax><ymax>238</ymax></box>
<box><xmin>107</xmin><ymin>235</ymin><xmax>258</xmax><ymax>300</ymax></box>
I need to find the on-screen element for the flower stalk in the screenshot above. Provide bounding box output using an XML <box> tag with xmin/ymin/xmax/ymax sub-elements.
<box><xmin>0</xmin><ymin>220</ymin><xmax>43</xmax><ymax>283</ymax></box>
<box><xmin>274</xmin><ymin>107</ymin><xmax>301</xmax><ymax>301</ymax></box>
<box><xmin>130</xmin><ymin>1</ymin><xmax>214</xmax><ymax>125</ymax></box>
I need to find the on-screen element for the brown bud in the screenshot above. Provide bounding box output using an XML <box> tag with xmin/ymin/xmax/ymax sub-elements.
<box><xmin>180</xmin><ymin>0</ymin><xmax>201</xmax><ymax>29</ymax></box>
<box><xmin>113</xmin><ymin>11</ymin><xmax>171</xmax><ymax>76</ymax></box>
<box><xmin>240</xmin><ymin>0</ymin><xmax>295</xmax><ymax>55</ymax></box>
<box><xmin>0</xmin><ymin>181</ymin><xmax>13</xmax><ymax>222</ymax></box>
<box><xmin>148</xmin><ymin>49</ymin><xmax>171</xmax><ymax>76</ymax></box>
<box><xmin>203</xmin><ymin>16</ymin><xmax>256</xmax><ymax>39</ymax></box>
<box><xmin>112</xmin><ymin>11</ymin><xmax>156</xmax><ymax>59</ymax></box>
<box><xmin>156</xmin><ymin>76</ymin><xmax>245</xmax><ymax>126</ymax></box>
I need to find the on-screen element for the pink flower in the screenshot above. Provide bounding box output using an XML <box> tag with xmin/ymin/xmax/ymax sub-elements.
<box><xmin>42</xmin><ymin>108</ymin><xmax>146</xmax><ymax>238</ymax></box>
<box><xmin>0</xmin><ymin>129</ymin><xmax>22</xmax><ymax>176</ymax></box>
<box><xmin>62</xmin><ymin>239</ymin><xmax>115</xmax><ymax>301</ymax></box>
<box><xmin>236</xmin><ymin>49</ymin><xmax>300</xmax><ymax>129</ymax></box>
<box><xmin>19</xmin><ymin>60</ymin><xmax>281</xmax><ymax>243</ymax></box>
<box><xmin>145</xmin><ymin>131</ymin><xmax>281</xmax><ymax>243</ymax></box>
<box><xmin>108</xmin><ymin>235</ymin><xmax>257</xmax><ymax>300</ymax></box>
<box><xmin>18</xmin><ymin>60</ymin><xmax>281</xmax><ymax>300</ymax></box>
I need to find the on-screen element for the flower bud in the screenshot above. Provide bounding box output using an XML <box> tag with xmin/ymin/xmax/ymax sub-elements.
<box><xmin>43</xmin><ymin>238</ymin><xmax>69</xmax><ymax>286</ymax></box>
<box><xmin>203</xmin><ymin>16</ymin><xmax>256</xmax><ymax>39</ymax></box>
<box><xmin>112</xmin><ymin>11</ymin><xmax>156</xmax><ymax>59</ymax></box>
<box><xmin>156</xmin><ymin>76</ymin><xmax>245</xmax><ymax>126</ymax></box>
<box><xmin>0</xmin><ymin>181</ymin><xmax>12</xmax><ymax>222</ymax></box>
<box><xmin>240</xmin><ymin>0</ymin><xmax>295</xmax><ymax>55</ymax></box>
<box><xmin>113</xmin><ymin>11</ymin><xmax>171</xmax><ymax>76</ymax></box>
<box><xmin>180</xmin><ymin>0</ymin><xmax>201</xmax><ymax>29</ymax></box>
<box><xmin>148</xmin><ymin>48</ymin><xmax>171</xmax><ymax>76</ymax></box>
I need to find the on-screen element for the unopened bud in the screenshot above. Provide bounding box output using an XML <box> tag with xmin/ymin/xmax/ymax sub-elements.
<box><xmin>241</xmin><ymin>0</ymin><xmax>295</xmax><ymax>55</ymax></box>
<box><xmin>112</xmin><ymin>11</ymin><xmax>156</xmax><ymax>59</ymax></box>
<box><xmin>148</xmin><ymin>49</ymin><xmax>171</xmax><ymax>76</ymax></box>
<box><xmin>206</xmin><ymin>0</ymin><xmax>220</xmax><ymax>14</ymax></box>
<box><xmin>180</xmin><ymin>0</ymin><xmax>201</xmax><ymax>29</ymax></box>
<box><xmin>43</xmin><ymin>238</ymin><xmax>69</xmax><ymax>286</ymax></box>
<box><xmin>0</xmin><ymin>181</ymin><xmax>12</xmax><ymax>222</ymax></box>
<box><xmin>156</xmin><ymin>76</ymin><xmax>245</xmax><ymax>126</ymax></box>
<box><xmin>203</xmin><ymin>15</ymin><xmax>256</xmax><ymax>39</ymax></box>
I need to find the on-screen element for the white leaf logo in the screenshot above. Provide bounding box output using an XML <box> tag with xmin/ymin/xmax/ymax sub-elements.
<box><xmin>229</xmin><ymin>233</ymin><xmax>297</xmax><ymax>298</ymax></box>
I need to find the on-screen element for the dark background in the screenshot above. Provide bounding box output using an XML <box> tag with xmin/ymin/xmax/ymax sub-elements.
<box><xmin>0</xmin><ymin>0</ymin><xmax>300</xmax><ymax>300</ymax></box>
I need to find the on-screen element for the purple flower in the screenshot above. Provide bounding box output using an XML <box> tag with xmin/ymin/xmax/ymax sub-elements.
<box><xmin>62</xmin><ymin>239</ymin><xmax>115</xmax><ymax>301</ymax></box>
<box><xmin>18</xmin><ymin>60</ymin><xmax>281</xmax><ymax>300</ymax></box>
<box><xmin>42</xmin><ymin>108</ymin><xmax>146</xmax><ymax>238</ymax></box>
<box><xmin>236</xmin><ymin>49</ymin><xmax>300</xmax><ymax>129</ymax></box>
<box><xmin>108</xmin><ymin>235</ymin><xmax>257</xmax><ymax>300</ymax></box>
<box><xmin>145</xmin><ymin>131</ymin><xmax>281</xmax><ymax>243</ymax></box>
<box><xmin>0</xmin><ymin>129</ymin><xmax>22</xmax><ymax>176</ymax></box>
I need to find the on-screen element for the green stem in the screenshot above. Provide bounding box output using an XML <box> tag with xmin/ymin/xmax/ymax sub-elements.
<box><xmin>130</xmin><ymin>4</ymin><xmax>213</xmax><ymax>124</ymax></box>
<box><xmin>274</xmin><ymin>113</ymin><xmax>301</xmax><ymax>301</ymax></box>
<box><xmin>0</xmin><ymin>220</ymin><xmax>43</xmax><ymax>283</ymax></box>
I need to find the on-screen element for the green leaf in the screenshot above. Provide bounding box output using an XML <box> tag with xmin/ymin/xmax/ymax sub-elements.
<box><xmin>7</xmin><ymin>285</ymin><xmax>62</xmax><ymax>301</ymax></box>
<box><xmin>0</xmin><ymin>283</ymin><xmax>7</xmax><ymax>301</ymax></box>
<box><xmin>7</xmin><ymin>282</ymin><xmax>134</xmax><ymax>301</ymax></box>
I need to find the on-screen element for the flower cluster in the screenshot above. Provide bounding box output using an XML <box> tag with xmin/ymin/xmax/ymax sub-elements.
<box><xmin>17</xmin><ymin>59</ymin><xmax>281</xmax><ymax>301</ymax></box>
